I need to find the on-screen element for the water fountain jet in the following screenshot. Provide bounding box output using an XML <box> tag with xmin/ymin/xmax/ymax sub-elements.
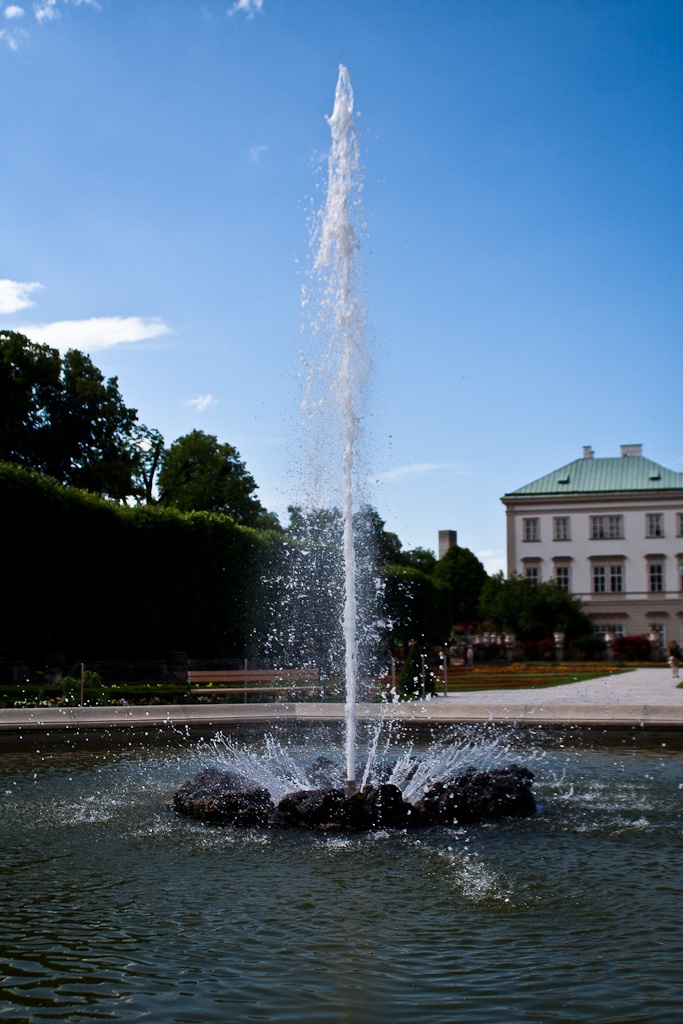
<box><xmin>169</xmin><ymin>66</ymin><xmax>538</xmax><ymax>832</ymax></box>
<box><xmin>312</xmin><ymin>63</ymin><xmax>365</xmax><ymax>790</ymax></box>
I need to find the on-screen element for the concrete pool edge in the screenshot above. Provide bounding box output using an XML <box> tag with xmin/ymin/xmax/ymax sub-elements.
<box><xmin>2</xmin><ymin>700</ymin><xmax>683</xmax><ymax>740</ymax></box>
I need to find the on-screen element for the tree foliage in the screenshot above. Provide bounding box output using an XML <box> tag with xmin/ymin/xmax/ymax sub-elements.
<box><xmin>381</xmin><ymin>564</ymin><xmax>450</xmax><ymax>645</ymax></box>
<box><xmin>478</xmin><ymin>572</ymin><xmax>593</xmax><ymax>642</ymax></box>
<box><xmin>432</xmin><ymin>544</ymin><xmax>488</xmax><ymax>625</ymax></box>
<box><xmin>156</xmin><ymin>429</ymin><xmax>279</xmax><ymax>528</ymax></box>
<box><xmin>401</xmin><ymin>547</ymin><xmax>437</xmax><ymax>574</ymax></box>
<box><xmin>274</xmin><ymin>505</ymin><xmax>386</xmax><ymax>679</ymax></box>
<box><xmin>0</xmin><ymin>331</ymin><xmax>147</xmax><ymax>500</ymax></box>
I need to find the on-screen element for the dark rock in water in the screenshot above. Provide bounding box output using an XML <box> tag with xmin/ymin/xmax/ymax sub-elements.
<box><xmin>414</xmin><ymin>764</ymin><xmax>536</xmax><ymax>826</ymax></box>
<box><xmin>273</xmin><ymin>787</ymin><xmax>348</xmax><ymax>830</ymax></box>
<box><xmin>175</xmin><ymin>767</ymin><xmax>258</xmax><ymax>802</ymax></box>
<box><xmin>273</xmin><ymin>783</ymin><xmax>419</xmax><ymax>831</ymax></box>
<box><xmin>174</xmin><ymin>769</ymin><xmax>274</xmax><ymax>827</ymax></box>
<box><xmin>174</xmin><ymin>785</ymin><xmax>274</xmax><ymax>827</ymax></box>
<box><xmin>355</xmin><ymin>782</ymin><xmax>420</xmax><ymax>829</ymax></box>
<box><xmin>170</xmin><ymin>763</ymin><xmax>535</xmax><ymax>831</ymax></box>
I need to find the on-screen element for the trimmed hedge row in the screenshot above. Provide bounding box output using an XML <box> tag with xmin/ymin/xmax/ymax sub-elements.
<box><xmin>0</xmin><ymin>462</ymin><xmax>277</xmax><ymax>663</ymax></box>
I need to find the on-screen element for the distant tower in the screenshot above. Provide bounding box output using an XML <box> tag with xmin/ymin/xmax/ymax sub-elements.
<box><xmin>438</xmin><ymin>530</ymin><xmax>457</xmax><ymax>559</ymax></box>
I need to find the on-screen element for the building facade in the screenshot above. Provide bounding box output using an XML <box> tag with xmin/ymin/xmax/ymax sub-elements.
<box><xmin>501</xmin><ymin>445</ymin><xmax>683</xmax><ymax>644</ymax></box>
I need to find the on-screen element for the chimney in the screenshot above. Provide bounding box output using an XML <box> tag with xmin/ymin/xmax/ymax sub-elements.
<box><xmin>621</xmin><ymin>444</ymin><xmax>642</xmax><ymax>458</ymax></box>
<box><xmin>583</xmin><ymin>446</ymin><xmax>594</xmax><ymax>459</ymax></box>
<box><xmin>438</xmin><ymin>530</ymin><xmax>457</xmax><ymax>559</ymax></box>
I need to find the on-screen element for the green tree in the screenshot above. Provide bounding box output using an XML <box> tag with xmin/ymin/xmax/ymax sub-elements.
<box><xmin>0</xmin><ymin>331</ymin><xmax>62</xmax><ymax>473</ymax></box>
<box><xmin>399</xmin><ymin>547</ymin><xmax>437</xmax><ymax>574</ymax></box>
<box><xmin>381</xmin><ymin>564</ymin><xmax>450</xmax><ymax>645</ymax></box>
<box><xmin>0</xmin><ymin>331</ymin><xmax>148</xmax><ymax>501</ymax></box>
<box><xmin>432</xmin><ymin>544</ymin><xmax>488</xmax><ymax>626</ymax></box>
<box><xmin>479</xmin><ymin>572</ymin><xmax>593</xmax><ymax>643</ymax></box>
<box><xmin>353</xmin><ymin>506</ymin><xmax>403</xmax><ymax>565</ymax></box>
<box><xmin>131</xmin><ymin>425</ymin><xmax>165</xmax><ymax>504</ymax></box>
<box><xmin>158</xmin><ymin>430</ymin><xmax>278</xmax><ymax>528</ymax></box>
<box><xmin>54</xmin><ymin>348</ymin><xmax>140</xmax><ymax>498</ymax></box>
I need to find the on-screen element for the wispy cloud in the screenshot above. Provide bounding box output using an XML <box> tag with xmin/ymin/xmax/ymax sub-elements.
<box><xmin>0</xmin><ymin>0</ymin><xmax>95</xmax><ymax>44</ymax></box>
<box><xmin>34</xmin><ymin>0</ymin><xmax>98</xmax><ymax>23</ymax></box>
<box><xmin>0</xmin><ymin>24</ymin><xmax>26</xmax><ymax>46</ymax></box>
<box><xmin>374</xmin><ymin>462</ymin><xmax>463</xmax><ymax>483</ymax></box>
<box><xmin>20</xmin><ymin>316</ymin><xmax>169</xmax><ymax>353</ymax></box>
<box><xmin>34</xmin><ymin>0</ymin><xmax>57</xmax><ymax>21</ymax></box>
<box><xmin>183</xmin><ymin>394</ymin><xmax>218</xmax><ymax>413</ymax></box>
<box><xmin>0</xmin><ymin>279</ymin><xmax>43</xmax><ymax>313</ymax></box>
<box><xmin>249</xmin><ymin>144</ymin><xmax>268</xmax><ymax>163</ymax></box>
<box><xmin>227</xmin><ymin>0</ymin><xmax>263</xmax><ymax>17</ymax></box>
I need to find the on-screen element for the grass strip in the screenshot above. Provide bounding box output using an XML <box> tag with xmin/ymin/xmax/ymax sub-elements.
<box><xmin>444</xmin><ymin>670</ymin><xmax>628</xmax><ymax>693</ymax></box>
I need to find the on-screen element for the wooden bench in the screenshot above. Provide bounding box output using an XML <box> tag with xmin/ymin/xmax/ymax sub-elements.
<box><xmin>187</xmin><ymin>669</ymin><xmax>321</xmax><ymax>703</ymax></box>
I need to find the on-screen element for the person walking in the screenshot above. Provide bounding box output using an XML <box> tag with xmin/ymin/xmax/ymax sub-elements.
<box><xmin>666</xmin><ymin>640</ymin><xmax>682</xmax><ymax>678</ymax></box>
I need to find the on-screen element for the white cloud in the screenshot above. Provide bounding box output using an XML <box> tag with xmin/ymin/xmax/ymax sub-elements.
<box><xmin>34</xmin><ymin>0</ymin><xmax>99</xmax><ymax>24</ymax></box>
<box><xmin>182</xmin><ymin>394</ymin><xmax>218</xmax><ymax>413</ymax></box>
<box><xmin>374</xmin><ymin>462</ymin><xmax>462</xmax><ymax>483</ymax></box>
<box><xmin>34</xmin><ymin>0</ymin><xmax>56</xmax><ymax>20</ymax></box>
<box><xmin>0</xmin><ymin>25</ymin><xmax>26</xmax><ymax>46</ymax></box>
<box><xmin>0</xmin><ymin>279</ymin><xmax>43</xmax><ymax>313</ymax></box>
<box><xmin>249</xmin><ymin>144</ymin><xmax>268</xmax><ymax>163</ymax></box>
<box><xmin>19</xmin><ymin>316</ymin><xmax>170</xmax><ymax>353</ymax></box>
<box><xmin>0</xmin><ymin>0</ymin><xmax>94</xmax><ymax>42</ymax></box>
<box><xmin>227</xmin><ymin>0</ymin><xmax>263</xmax><ymax>17</ymax></box>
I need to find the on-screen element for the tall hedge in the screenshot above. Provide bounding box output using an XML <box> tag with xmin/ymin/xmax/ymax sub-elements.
<box><xmin>0</xmin><ymin>462</ymin><xmax>276</xmax><ymax>663</ymax></box>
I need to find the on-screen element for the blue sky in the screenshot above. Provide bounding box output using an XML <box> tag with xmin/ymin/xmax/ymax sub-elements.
<box><xmin>1</xmin><ymin>0</ymin><xmax>681</xmax><ymax>572</ymax></box>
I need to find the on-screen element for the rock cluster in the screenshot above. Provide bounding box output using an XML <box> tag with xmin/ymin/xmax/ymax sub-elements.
<box><xmin>171</xmin><ymin>764</ymin><xmax>535</xmax><ymax>831</ymax></box>
<box><xmin>413</xmin><ymin>765</ymin><xmax>536</xmax><ymax>825</ymax></box>
<box><xmin>173</xmin><ymin>769</ymin><xmax>274</xmax><ymax>827</ymax></box>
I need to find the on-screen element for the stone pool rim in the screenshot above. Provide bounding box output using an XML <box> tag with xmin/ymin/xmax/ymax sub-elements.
<box><xmin>2</xmin><ymin>699</ymin><xmax>683</xmax><ymax>747</ymax></box>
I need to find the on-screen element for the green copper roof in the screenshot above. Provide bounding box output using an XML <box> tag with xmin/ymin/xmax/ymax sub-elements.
<box><xmin>506</xmin><ymin>456</ymin><xmax>683</xmax><ymax>496</ymax></box>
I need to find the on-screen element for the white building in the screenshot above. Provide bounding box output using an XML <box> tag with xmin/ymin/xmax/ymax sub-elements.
<box><xmin>501</xmin><ymin>445</ymin><xmax>683</xmax><ymax>644</ymax></box>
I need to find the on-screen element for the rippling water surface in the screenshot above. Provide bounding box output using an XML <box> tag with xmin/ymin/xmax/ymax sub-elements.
<box><xmin>1</xmin><ymin>724</ymin><xmax>681</xmax><ymax>1023</ymax></box>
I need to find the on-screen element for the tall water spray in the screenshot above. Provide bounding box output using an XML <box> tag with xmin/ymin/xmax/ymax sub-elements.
<box><xmin>312</xmin><ymin>65</ymin><xmax>367</xmax><ymax>790</ymax></box>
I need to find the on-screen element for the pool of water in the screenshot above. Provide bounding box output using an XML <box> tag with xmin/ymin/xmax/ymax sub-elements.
<box><xmin>1</xmin><ymin>724</ymin><xmax>682</xmax><ymax>1023</ymax></box>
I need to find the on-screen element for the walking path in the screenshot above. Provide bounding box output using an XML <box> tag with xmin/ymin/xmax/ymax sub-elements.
<box><xmin>1</xmin><ymin>669</ymin><xmax>682</xmax><ymax>743</ymax></box>
<box><xmin>441</xmin><ymin>667</ymin><xmax>683</xmax><ymax>706</ymax></box>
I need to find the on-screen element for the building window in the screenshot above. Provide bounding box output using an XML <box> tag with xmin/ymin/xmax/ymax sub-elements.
<box><xmin>523</xmin><ymin>518</ymin><xmax>539</xmax><ymax>542</ymax></box>
<box><xmin>553</xmin><ymin>517</ymin><xmax>570</xmax><ymax>541</ymax></box>
<box><xmin>525</xmin><ymin>567</ymin><xmax>540</xmax><ymax>584</ymax></box>
<box><xmin>555</xmin><ymin>566</ymin><xmax>570</xmax><ymax>591</ymax></box>
<box><xmin>677</xmin><ymin>513</ymin><xmax>683</xmax><ymax>537</ymax></box>
<box><xmin>649</xmin><ymin>564</ymin><xmax>664</xmax><ymax>592</ymax></box>
<box><xmin>679</xmin><ymin>563</ymin><xmax>683</xmax><ymax>592</ymax></box>
<box><xmin>593</xmin><ymin>566</ymin><xmax>606</xmax><ymax>593</ymax></box>
<box><xmin>594</xmin><ymin>624</ymin><xmax>624</xmax><ymax>638</ymax></box>
<box><xmin>646</xmin><ymin>514</ymin><xmax>664</xmax><ymax>538</ymax></box>
<box><xmin>651</xmin><ymin>623</ymin><xmax>666</xmax><ymax>645</ymax></box>
<box><xmin>591</xmin><ymin>515</ymin><xmax>623</xmax><ymax>539</ymax></box>
<box><xmin>610</xmin><ymin>565</ymin><xmax>623</xmax><ymax>593</ymax></box>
